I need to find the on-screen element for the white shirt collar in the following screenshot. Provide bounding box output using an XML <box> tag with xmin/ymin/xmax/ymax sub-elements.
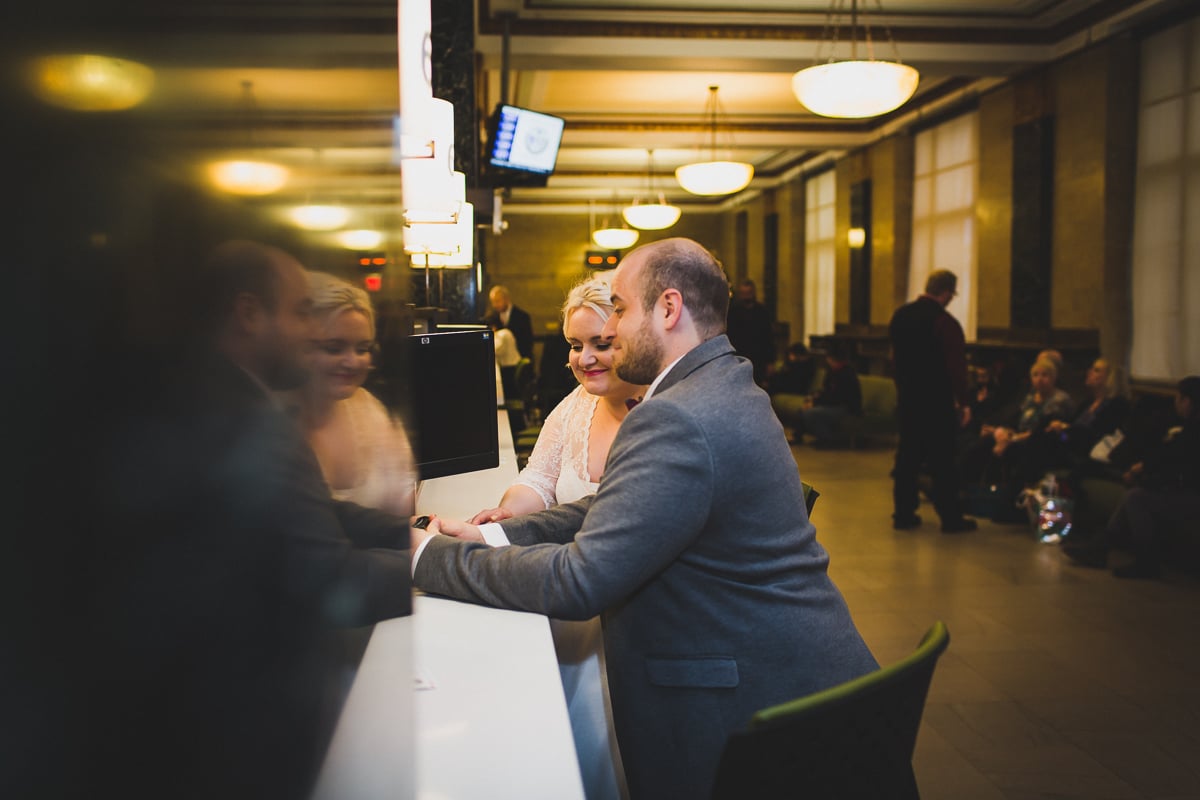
<box><xmin>642</xmin><ymin>353</ymin><xmax>686</xmax><ymax>402</ymax></box>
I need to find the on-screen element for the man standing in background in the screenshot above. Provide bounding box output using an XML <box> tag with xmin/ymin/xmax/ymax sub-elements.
<box><xmin>725</xmin><ymin>279</ymin><xmax>776</xmax><ymax>385</ymax></box>
<box><xmin>889</xmin><ymin>269</ymin><xmax>978</xmax><ymax>534</ymax></box>
<box><xmin>484</xmin><ymin>284</ymin><xmax>534</xmax><ymax>360</ymax></box>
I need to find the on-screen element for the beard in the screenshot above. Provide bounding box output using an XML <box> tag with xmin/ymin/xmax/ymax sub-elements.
<box><xmin>262</xmin><ymin>354</ymin><xmax>311</xmax><ymax>391</ymax></box>
<box><xmin>615</xmin><ymin>317</ymin><xmax>665</xmax><ymax>385</ymax></box>
<box><xmin>259</xmin><ymin>333</ymin><xmax>312</xmax><ymax>391</ymax></box>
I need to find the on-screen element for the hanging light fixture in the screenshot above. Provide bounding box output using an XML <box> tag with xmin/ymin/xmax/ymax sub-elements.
<box><xmin>208</xmin><ymin>81</ymin><xmax>290</xmax><ymax>195</ymax></box>
<box><xmin>675</xmin><ymin>86</ymin><xmax>754</xmax><ymax>197</ymax></box>
<box><xmin>337</xmin><ymin>229</ymin><xmax>385</xmax><ymax>250</ymax></box>
<box><xmin>590</xmin><ymin>198</ymin><xmax>639</xmax><ymax>250</ymax></box>
<box><xmin>288</xmin><ymin>149</ymin><xmax>351</xmax><ymax>231</ymax></box>
<box><xmin>28</xmin><ymin>53</ymin><xmax>155</xmax><ymax>112</ymax></box>
<box><xmin>792</xmin><ymin>0</ymin><xmax>919</xmax><ymax>119</ymax></box>
<box><xmin>290</xmin><ymin>204</ymin><xmax>351</xmax><ymax>231</ymax></box>
<box><xmin>623</xmin><ymin>149</ymin><xmax>681</xmax><ymax>230</ymax></box>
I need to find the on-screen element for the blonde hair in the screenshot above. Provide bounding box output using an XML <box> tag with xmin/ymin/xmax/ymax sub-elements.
<box><xmin>308</xmin><ymin>271</ymin><xmax>375</xmax><ymax>338</ymax></box>
<box><xmin>1095</xmin><ymin>358</ymin><xmax>1129</xmax><ymax>399</ymax></box>
<box><xmin>562</xmin><ymin>271</ymin><xmax>615</xmax><ymax>328</ymax></box>
<box><xmin>1030</xmin><ymin>358</ymin><xmax>1058</xmax><ymax>382</ymax></box>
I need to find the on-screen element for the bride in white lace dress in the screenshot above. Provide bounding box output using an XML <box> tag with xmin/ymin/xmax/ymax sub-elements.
<box><xmin>291</xmin><ymin>272</ymin><xmax>417</xmax><ymax>518</ymax></box>
<box><xmin>470</xmin><ymin>272</ymin><xmax>645</xmax><ymax>800</ymax></box>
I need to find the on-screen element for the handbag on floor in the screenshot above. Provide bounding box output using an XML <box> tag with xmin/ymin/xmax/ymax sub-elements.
<box><xmin>1018</xmin><ymin>473</ymin><xmax>1074</xmax><ymax>544</ymax></box>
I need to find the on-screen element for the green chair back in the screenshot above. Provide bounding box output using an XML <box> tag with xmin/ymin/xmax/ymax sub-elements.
<box><xmin>710</xmin><ymin>621</ymin><xmax>950</xmax><ymax>800</ymax></box>
<box><xmin>801</xmin><ymin>482</ymin><xmax>819</xmax><ymax>516</ymax></box>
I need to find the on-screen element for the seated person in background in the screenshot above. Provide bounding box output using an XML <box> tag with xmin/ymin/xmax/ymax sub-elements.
<box><xmin>469</xmin><ymin>270</ymin><xmax>645</xmax><ymax>800</ymax></box>
<box><xmin>291</xmin><ymin>271</ymin><xmax>416</xmax><ymax>517</ymax></box>
<box><xmin>961</xmin><ymin>357</ymin><xmax>1073</xmax><ymax>488</ymax></box>
<box><xmin>1064</xmin><ymin>376</ymin><xmax>1200</xmax><ymax>579</ymax></box>
<box><xmin>794</xmin><ymin>345</ymin><xmax>862</xmax><ymax>446</ymax></box>
<box><xmin>764</xmin><ymin>342</ymin><xmax>816</xmax><ymax>397</ymax></box>
<box><xmin>492</xmin><ymin>324</ymin><xmax>524</xmax><ymax>401</ymax></box>
<box><xmin>1043</xmin><ymin>357</ymin><xmax>1130</xmax><ymax>470</ymax></box>
<box><xmin>1038</xmin><ymin>348</ymin><xmax>1065</xmax><ymax>377</ymax></box>
<box><xmin>956</xmin><ymin>364</ymin><xmax>1005</xmax><ymax>460</ymax></box>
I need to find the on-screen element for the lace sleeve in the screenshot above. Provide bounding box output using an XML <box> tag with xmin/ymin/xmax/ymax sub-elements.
<box><xmin>515</xmin><ymin>385</ymin><xmax>586</xmax><ymax>508</ymax></box>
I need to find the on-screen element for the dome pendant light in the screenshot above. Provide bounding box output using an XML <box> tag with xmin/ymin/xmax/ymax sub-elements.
<box><xmin>792</xmin><ymin>0</ymin><xmax>919</xmax><ymax>119</ymax></box>
<box><xmin>590</xmin><ymin>199</ymin><xmax>639</xmax><ymax>250</ymax></box>
<box><xmin>675</xmin><ymin>86</ymin><xmax>754</xmax><ymax>197</ymax></box>
<box><xmin>207</xmin><ymin>81</ymin><xmax>290</xmax><ymax>195</ymax></box>
<box><xmin>623</xmin><ymin>149</ymin><xmax>681</xmax><ymax>230</ymax></box>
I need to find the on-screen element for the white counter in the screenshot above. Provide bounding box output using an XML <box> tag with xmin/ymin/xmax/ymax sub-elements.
<box><xmin>314</xmin><ymin>410</ymin><xmax>583</xmax><ymax>800</ymax></box>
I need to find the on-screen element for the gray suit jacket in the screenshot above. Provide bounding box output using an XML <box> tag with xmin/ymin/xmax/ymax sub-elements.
<box><xmin>415</xmin><ymin>335</ymin><xmax>876</xmax><ymax>799</ymax></box>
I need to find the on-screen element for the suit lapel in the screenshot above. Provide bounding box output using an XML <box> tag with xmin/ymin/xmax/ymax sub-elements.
<box><xmin>654</xmin><ymin>335</ymin><xmax>737</xmax><ymax>396</ymax></box>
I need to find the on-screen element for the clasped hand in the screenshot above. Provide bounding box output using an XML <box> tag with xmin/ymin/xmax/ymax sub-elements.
<box><xmin>409</xmin><ymin>515</ymin><xmax>487</xmax><ymax>550</ymax></box>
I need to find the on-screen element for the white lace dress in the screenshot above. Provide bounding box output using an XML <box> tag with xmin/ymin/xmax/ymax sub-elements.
<box><xmin>515</xmin><ymin>385</ymin><xmax>627</xmax><ymax>800</ymax></box>
<box><xmin>325</xmin><ymin>388</ymin><xmax>417</xmax><ymax>518</ymax></box>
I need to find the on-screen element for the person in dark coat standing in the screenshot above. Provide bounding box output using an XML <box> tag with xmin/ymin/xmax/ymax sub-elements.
<box><xmin>889</xmin><ymin>270</ymin><xmax>977</xmax><ymax>533</ymax></box>
<box><xmin>483</xmin><ymin>285</ymin><xmax>535</xmax><ymax>360</ymax></box>
<box><xmin>725</xmin><ymin>279</ymin><xmax>776</xmax><ymax>385</ymax></box>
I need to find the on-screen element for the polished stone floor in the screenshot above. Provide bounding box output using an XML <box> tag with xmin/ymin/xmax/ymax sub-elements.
<box><xmin>797</xmin><ymin>444</ymin><xmax>1200</xmax><ymax>800</ymax></box>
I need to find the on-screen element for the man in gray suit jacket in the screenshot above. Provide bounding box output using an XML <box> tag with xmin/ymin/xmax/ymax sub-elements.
<box><xmin>414</xmin><ymin>238</ymin><xmax>876</xmax><ymax>799</ymax></box>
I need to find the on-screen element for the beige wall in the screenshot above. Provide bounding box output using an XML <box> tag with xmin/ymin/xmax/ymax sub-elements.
<box><xmin>1052</xmin><ymin>45</ymin><xmax>1111</xmax><ymax>330</ymax></box>
<box><xmin>977</xmin><ymin>84</ymin><xmax>1015</xmax><ymax>331</ymax></box>
<box><xmin>775</xmin><ymin>177</ymin><xmax>805</xmax><ymax>344</ymax></box>
<box><xmin>868</xmin><ymin>134</ymin><xmax>912</xmax><ymax>323</ymax></box>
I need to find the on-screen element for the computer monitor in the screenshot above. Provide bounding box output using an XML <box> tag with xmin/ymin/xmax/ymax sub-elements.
<box><xmin>407</xmin><ymin>329</ymin><xmax>500</xmax><ymax>480</ymax></box>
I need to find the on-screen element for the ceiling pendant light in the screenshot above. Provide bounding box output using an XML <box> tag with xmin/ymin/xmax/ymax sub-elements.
<box><xmin>287</xmin><ymin>149</ymin><xmax>351</xmax><ymax>230</ymax></box>
<box><xmin>28</xmin><ymin>53</ymin><xmax>155</xmax><ymax>112</ymax></box>
<box><xmin>792</xmin><ymin>0</ymin><xmax>919</xmax><ymax>119</ymax></box>
<box><xmin>590</xmin><ymin>199</ymin><xmax>639</xmax><ymax>250</ymax></box>
<box><xmin>290</xmin><ymin>204</ymin><xmax>351</xmax><ymax>231</ymax></box>
<box><xmin>207</xmin><ymin>81</ymin><xmax>290</xmax><ymax>195</ymax></box>
<box><xmin>675</xmin><ymin>86</ymin><xmax>754</xmax><ymax>197</ymax></box>
<box><xmin>623</xmin><ymin>149</ymin><xmax>681</xmax><ymax>230</ymax></box>
<box><xmin>337</xmin><ymin>229</ymin><xmax>385</xmax><ymax>250</ymax></box>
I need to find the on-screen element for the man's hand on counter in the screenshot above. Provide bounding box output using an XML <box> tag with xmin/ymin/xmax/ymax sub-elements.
<box><xmin>410</xmin><ymin>514</ymin><xmax>488</xmax><ymax>550</ymax></box>
<box><xmin>428</xmin><ymin>516</ymin><xmax>487</xmax><ymax>543</ymax></box>
<box><xmin>410</xmin><ymin>515</ymin><xmax>438</xmax><ymax>552</ymax></box>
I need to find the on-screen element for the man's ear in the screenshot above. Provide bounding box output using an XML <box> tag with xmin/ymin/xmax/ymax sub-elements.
<box><xmin>231</xmin><ymin>291</ymin><xmax>265</xmax><ymax>335</ymax></box>
<box><xmin>659</xmin><ymin>288</ymin><xmax>684</xmax><ymax>330</ymax></box>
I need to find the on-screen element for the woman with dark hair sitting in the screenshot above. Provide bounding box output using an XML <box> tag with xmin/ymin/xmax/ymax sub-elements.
<box><xmin>1063</xmin><ymin>375</ymin><xmax>1200</xmax><ymax>578</ymax></box>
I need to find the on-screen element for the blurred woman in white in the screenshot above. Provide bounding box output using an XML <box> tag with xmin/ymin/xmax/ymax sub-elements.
<box><xmin>293</xmin><ymin>272</ymin><xmax>416</xmax><ymax>517</ymax></box>
<box><xmin>470</xmin><ymin>271</ymin><xmax>645</xmax><ymax>800</ymax></box>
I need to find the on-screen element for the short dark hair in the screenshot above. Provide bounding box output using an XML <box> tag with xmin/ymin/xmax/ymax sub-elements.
<box><xmin>924</xmin><ymin>270</ymin><xmax>958</xmax><ymax>296</ymax></box>
<box><xmin>635</xmin><ymin>238</ymin><xmax>731</xmax><ymax>337</ymax></box>
<box><xmin>194</xmin><ymin>240</ymin><xmax>286</xmax><ymax>334</ymax></box>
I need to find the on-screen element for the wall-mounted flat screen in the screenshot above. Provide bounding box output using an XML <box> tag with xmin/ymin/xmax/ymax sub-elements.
<box><xmin>407</xmin><ymin>329</ymin><xmax>499</xmax><ymax>480</ymax></box>
<box><xmin>487</xmin><ymin>104</ymin><xmax>565</xmax><ymax>179</ymax></box>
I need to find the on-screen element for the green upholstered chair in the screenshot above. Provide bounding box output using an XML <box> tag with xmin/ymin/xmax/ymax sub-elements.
<box><xmin>839</xmin><ymin>374</ymin><xmax>899</xmax><ymax>448</ymax></box>
<box><xmin>801</xmin><ymin>481</ymin><xmax>819</xmax><ymax>516</ymax></box>
<box><xmin>710</xmin><ymin>621</ymin><xmax>950</xmax><ymax>800</ymax></box>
